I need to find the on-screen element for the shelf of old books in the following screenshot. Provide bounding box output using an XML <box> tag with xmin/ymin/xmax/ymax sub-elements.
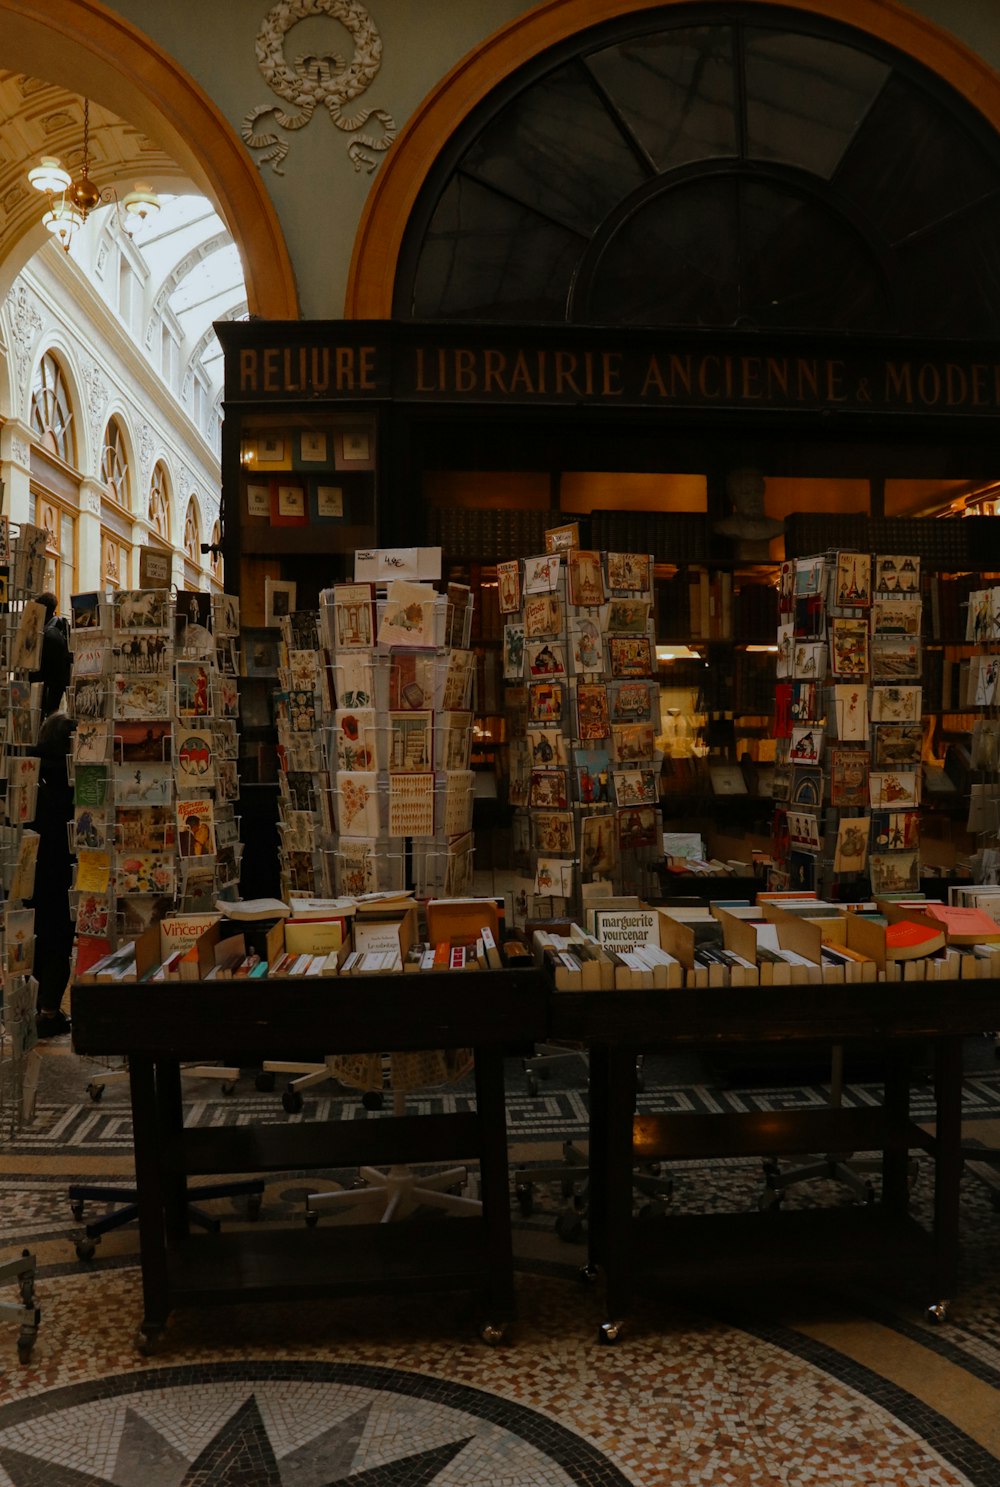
<box><xmin>772</xmin><ymin>549</ymin><xmax>923</xmax><ymax>897</ymax></box>
<box><xmin>501</xmin><ymin>538</ymin><xmax>661</xmax><ymax>926</ymax></box>
<box><xmin>67</xmin><ymin>583</ymin><xmax>243</xmax><ymax>977</ymax></box>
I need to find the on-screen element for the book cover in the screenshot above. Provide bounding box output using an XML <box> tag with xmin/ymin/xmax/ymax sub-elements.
<box><xmin>921</xmin><ymin>903</ymin><xmax>1000</xmax><ymax>943</ymax></box>
<box><xmin>884</xmin><ymin>917</ymin><xmax>944</xmax><ymax>958</ymax></box>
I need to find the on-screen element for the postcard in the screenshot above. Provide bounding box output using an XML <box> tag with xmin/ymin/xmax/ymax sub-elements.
<box><xmin>580</xmin><ymin>814</ymin><xmax>616</xmax><ymax>874</ymax></box>
<box><xmin>792</xmin><ymin>640</ymin><xmax>826</xmax><ymax>680</ymax></box>
<box><xmin>575</xmin><ymin>747</ymin><xmax>612</xmax><ymax>804</ymax></box>
<box><xmin>440</xmin><ymin>649</ymin><xmax>475</xmax><ymax>710</ymax></box>
<box><xmin>869</xmin><ymin>851</ymin><xmax>919</xmax><ymax>895</ymax></box>
<box><xmin>73</xmin><ymin>762</ymin><xmax>110</xmax><ymax>808</ymax></box>
<box><xmin>787</xmin><ymin>810</ymin><xmax>823</xmax><ymax>851</ymax></box>
<box><xmin>567</xmin><ymin>549</ymin><xmax>606</xmax><ymax>608</ymax></box>
<box><xmin>5</xmin><ymin>907</ymin><xmax>34</xmax><ymax>976</ymax></box>
<box><xmin>545</xmin><ymin>522</ymin><xmax>580</xmax><ymax>554</ymax></box>
<box><xmin>788</xmin><ymin>726</ymin><xmax>824</xmax><ymax>767</ymax></box>
<box><xmin>871</xmin><ymin>597</ymin><xmax>922</xmax><ymax>636</ymax></box>
<box><xmin>872</xmin><ymin>722</ymin><xmax>923</xmax><ymax>768</ymax></box>
<box><xmin>389</xmin><ymin>710</ymin><xmax>433</xmax><ymax>770</ymax></box>
<box><xmin>869</xmin><ymin>770</ymin><xmax>919</xmax><ymax>809</ymax></box>
<box><xmin>612</xmin><ymin>722</ymin><xmax>654</xmax><ymax>762</ymax></box>
<box><xmin>790</xmin><ymin>765</ymin><xmax>823</xmax><ymax>808</ymax></box>
<box><xmin>875</xmin><ymin>555</ymin><xmax>920</xmax><ymax>594</ymax></box>
<box><xmin>11</xmin><ymin>600</ymin><xmax>45</xmax><ymax>671</ymax></box>
<box><xmin>441</xmin><ymin>770</ymin><xmax>475</xmax><ymax>837</ymax></box>
<box><xmin>532</xmin><ymin>810</ymin><xmax>575</xmax><ymax>855</ymax></box>
<box><xmin>176</xmin><ymin>798</ymin><xmax>216</xmax><ymax>857</ymax></box>
<box><xmin>523</xmin><ymin>553</ymin><xmax>561</xmax><ymax>594</ymax></box>
<box><xmin>174</xmin><ymin>730</ymin><xmax>215</xmax><ymax>787</ymax></box>
<box><xmin>332</xmin><ymin>652</ymin><xmax>376</xmax><ymax>710</ymax></box>
<box><xmin>389</xmin><ymin>652</ymin><xmax>434</xmax><ymax>711</ymax></box>
<box><xmin>377</xmin><ymin>581</ymin><xmax>438</xmax><ymax>648</ymax></box>
<box><xmin>530</xmin><ymin>768</ymin><xmax>569</xmax><ymax>809</ymax></box>
<box><xmin>535</xmin><ymin>856</ymin><xmax>575</xmax><ymax>895</ymax></box>
<box><xmin>828</xmin><ymin>747</ymin><xmax>869</xmax><ymax>808</ymax></box>
<box><xmin>606</xmin><ymin>552</ymin><xmax>651</xmax><ymax>595</ymax></box>
<box><xmin>870</xmin><ymin>685</ymin><xmax>921</xmax><ymax>723</ymax></box>
<box><xmin>75</xmin><ymin>894</ymin><xmax>111</xmax><ymax>939</ymax></box>
<box><xmin>527</xmin><ymin>727</ymin><xmax>568</xmax><ymax>767</ymax></box>
<box><xmin>71</xmin><ymin>592</ymin><xmax>102</xmax><ymax>630</ymax></box>
<box><xmin>337</xmin><ymin>771</ymin><xmax>380</xmax><ymax>837</ymax></box>
<box><xmin>523</xmin><ymin>594</ymin><xmax>562</xmax><ymax>638</ymax></box>
<box><xmin>569</xmin><ymin>616</ymin><xmax>605</xmax><ymax>674</ymax></box>
<box><xmin>528</xmin><ymin>680</ymin><xmax>564</xmax><ymax>725</ymax></box>
<box><xmin>497</xmin><ymin>560</ymin><xmax>521</xmax><ymax>614</ymax></box>
<box><xmin>117</xmin><ymin>852</ymin><xmax>176</xmax><ymax>895</ymax></box>
<box><xmin>870</xmin><ymin>810</ymin><xmax>920</xmax><ymax>852</ymax></box>
<box><xmin>335</xmin><ymin>838</ymin><xmax>378</xmax><ymax>898</ymax></box>
<box><xmin>115</xmin><ymin>761</ymin><xmax>172</xmax><ymax>807</ymax></box>
<box><xmin>577</xmin><ymin>682</ymin><xmax>610</xmax><ymax>740</ymax></box>
<box><xmin>334</xmin><ymin>708</ymin><xmax>378</xmax><ymax>771</ymax></box>
<box><xmin>603</xmin><ymin>598</ymin><xmax>651</xmax><ymax>635</ymax></box>
<box><xmin>608</xmin><ymin>636</ymin><xmax>653</xmax><ymax>678</ymax></box>
<box><xmin>113</xmin><ymin>590</ymin><xmax>169</xmax><ymax>631</ymax></box>
<box><xmin>794</xmin><ymin>556</ymin><xmax>825</xmax><ymax>596</ymax></box>
<box><xmin>73</xmin><ymin>720</ymin><xmax>110</xmax><ymax>764</ymax></box>
<box><xmin>525</xmin><ymin>639</ymin><xmax>567</xmax><ymax>678</ymax></box>
<box><xmin>617</xmin><ymin>805</ymin><xmax>659</xmax><ymax>850</ymax></box>
<box><xmin>975</xmin><ymin>655</ymin><xmax>1000</xmax><ymax>708</ymax></box>
<box><xmin>117</xmin><ymin>805</ymin><xmax>175</xmax><ymax>852</ymax></box>
<box><xmin>833</xmin><ymin>551</ymin><xmax>871</xmax><ymax>607</ymax></box>
<box><xmin>609</xmin><ymin>681</ymin><xmax>656</xmax><ymax>725</ymax></box>
<box><xmin>215</xmin><ymin>593</ymin><xmax>240</xmax><ymax>636</ymax></box>
<box><xmin>833</xmin><ymin>817</ymin><xmax>869</xmax><ymax>874</ymax></box>
<box><xmin>332</xmin><ymin>583</ymin><xmax>375</xmax><ymax>648</ymax></box>
<box><xmin>871</xmin><ymin>637</ymin><xmax>921</xmax><ymax>680</ymax></box>
<box><xmin>440</xmin><ymin>712</ymin><xmax>472</xmax><ymax>771</ymax></box>
<box><xmin>612</xmin><ymin>768</ymin><xmax>657</xmax><ymax>806</ymax></box>
<box><xmin>175</xmin><ymin>662</ymin><xmax>213</xmax><ymax>719</ymax></box>
<box><xmin>831</xmin><ymin>684</ymin><xmax>868</xmax><ymax>740</ymax></box>
<box><xmin>72</xmin><ymin>806</ymin><xmax>110</xmax><ymax>851</ymax></box>
<box><xmin>116</xmin><ymin>720</ymin><xmax>171</xmax><ymax>762</ymax></box>
<box><xmin>388</xmin><ymin>772</ymin><xmax>435</xmax><ymax>837</ymax></box>
<box><xmin>829</xmin><ymin>618</ymin><xmax>869</xmax><ymax>677</ymax></box>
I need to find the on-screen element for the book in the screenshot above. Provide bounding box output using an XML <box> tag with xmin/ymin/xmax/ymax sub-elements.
<box><xmin>884</xmin><ymin>920</ymin><xmax>946</xmax><ymax>960</ymax></box>
<box><xmin>921</xmin><ymin>904</ymin><xmax>1000</xmax><ymax>944</ymax></box>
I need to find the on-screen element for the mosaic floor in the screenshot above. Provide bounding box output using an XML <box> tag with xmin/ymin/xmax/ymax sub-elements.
<box><xmin>0</xmin><ymin>1037</ymin><xmax>997</xmax><ymax>1486</ymax></box>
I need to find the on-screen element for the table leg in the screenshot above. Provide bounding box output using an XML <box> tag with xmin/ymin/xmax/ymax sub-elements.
<box><xmin>155</xmin><ymin>1061</ymin><xmax>189</xmax><ymax>1242</ymax></box>
<box><xmin>881</xmin><ymin>1045</ymin><xmax>911</xmax><ymax>1214</ymax></box>
<box><xmin>588</xmin><ymin>1044</ymin><xmax>637</xmax><ymax>1327</ymax></box>
<box><xmin>128</xmin><ymin>1056</ymin><xmax>169</xmax><ymax>1344</ymax></box>
<box><xmin>473</xmin><ymin>1046</ymin><xmax>515</xmax><ymax>1324</ymax></box>
<box><xmin>932</xmin><ymin>1036</ymin><xmax>964</xmax><ymax>1300</ymax></box>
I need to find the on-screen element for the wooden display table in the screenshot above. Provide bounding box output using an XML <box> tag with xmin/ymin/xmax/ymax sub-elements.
<box><xmin>549</xmin><ymin>979</ymin><xmax>998</xmax><ymax>1340</ymax></box>
<box><xmin>71</xmin><ymin>970</ymin><xmax>546</xmax><ymax>1350</ymax></box>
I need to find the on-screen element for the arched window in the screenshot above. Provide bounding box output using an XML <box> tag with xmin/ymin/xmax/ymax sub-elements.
<box><xmin>30</xmin><ymin>351</ymin><xmax>75</xmax><ymax>462</ymax></box>
<box><xmin>209</xmin><ymin>519</ymin><xmax>223</xmax><ymax>582</ymax></box>
<box><xmin>149</xmin><ymin>461</ymin><xmax>170</xmax><ymax>540</ymax></box>
<box><xmin>100</xmin><ymin>418</ymin><xmax>130</xmax><ymax>508</ymax></box>
<box><xmin>184</xmin><ymin>497</ymin><xmax>200</xmax><ymax>561</ymax></box>
<box><xmin>397</xmin><ymin>7</ymin><xmax>1000</xmax><ymax>337</ymax></box>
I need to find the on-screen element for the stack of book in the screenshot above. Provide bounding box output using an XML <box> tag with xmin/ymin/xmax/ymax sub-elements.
<box><xmin>503</xmin><ymin>536</ymin><xmax>660</xmax><ymax>926</ymax></box>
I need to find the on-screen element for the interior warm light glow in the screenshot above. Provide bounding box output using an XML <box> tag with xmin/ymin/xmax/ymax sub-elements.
<box><xmin>29</xmin><ymin>157</ymin><xmax>71</xmax><ymax>194</ymax></box>
<box><xmin>656</xmin><ymin>645</ymin><xmax>702</xmax><ymax>662</ymax></box>
<box><xmin>42</xmin><ymin>202</ymin><xmax>83</xmax><ymax>248</ymax></box>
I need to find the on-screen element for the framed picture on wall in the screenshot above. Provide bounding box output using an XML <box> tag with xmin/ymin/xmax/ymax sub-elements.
<box><xmin>264</xmin><ymin>577</ymin><xmax>297</xmax><ymax>628</ymax></box>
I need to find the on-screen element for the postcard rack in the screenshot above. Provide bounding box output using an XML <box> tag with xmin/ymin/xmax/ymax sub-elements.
<box><xmin>298</xmin><ymin>578</ymin><xmax>478</xmax><ymax>900</ymax></box>
<box><xmin>772</xmin><ymin>550</ymin><xmax>924</xmax><ymax>896</ymax></box>
<box><xmin>501</xmin><ymin>546</ymin><xmax>661</xmax><ymax>924</ymax></box>
<box><xmin>67</xmin><ymin>586</ymin><xmax>243</xmax><ymax>973</ymax></box>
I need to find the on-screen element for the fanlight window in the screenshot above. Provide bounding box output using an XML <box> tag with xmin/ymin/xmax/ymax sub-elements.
<box><xmin>30</xmin><ymin>351</ymin><xmax>74</xmax><ymax>462</ymax></box>
<box><xmin>209</xmin><ymin>519</ymin><xmax>223</xmax><ymax>581</ymax></box>
<box><xmin>100</xmin><ymin>419</ymin><xmax>130</xmax><ymax>508</ymax></box>
<box><xmin>184</xmin><ymin>497</ymin><xmax>200</xmax><ymax>561</ymax></box>
<box><xmin>149</xmin><ymin>462</ymin><xmax>170</xmax><ymax>540</ymax></box>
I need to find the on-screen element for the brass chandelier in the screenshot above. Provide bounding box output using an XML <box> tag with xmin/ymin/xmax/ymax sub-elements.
<box><xmin>27</xmin><ymin>98</ymin><xmax>161</xmax><ymax>250</ymax></box>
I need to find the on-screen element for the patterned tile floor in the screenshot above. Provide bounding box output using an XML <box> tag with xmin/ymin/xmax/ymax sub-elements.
<box><xmin>0</xmin><ymin>1038</ymin><xmax>997</xmax><ymax>1486</ymax></box>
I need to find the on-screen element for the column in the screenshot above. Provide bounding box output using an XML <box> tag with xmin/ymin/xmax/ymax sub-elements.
<box><xmin>1</xmin><ymin>418</ymin><xmax>33</xmax><ymax>526</ymax></box>
<box><xmin>77</xmin><ymin>478</ymin><xmax>104</xmax><ymax>594</ymax></box>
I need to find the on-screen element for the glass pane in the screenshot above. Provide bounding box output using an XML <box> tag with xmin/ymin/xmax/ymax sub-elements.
<box><xmin>740</xmin><ymin>180</ymin><xmax>891</xmax><ymax>331</ymax></box>
<box><xmin>586</xmin><ymin>26</ymin><xmax>738</xmax><ymax>173</ymax></box>
<box><xmin>412</xmin><ymin>175</ymin><xmax>582</xmax><ymax>321</ymax></box>
<box><xmin>745</xmin><ymin>28</ymin><xmax>889</xmax><ymax>178</ymax></box>
<box><xmin>897</xmin><ymin>194</ymin><xmax>1000</xmax><ymax>337</ymax></box>
<box><xmin>836</xmin><ymin>74</ymin><xmax>1000</xmax><ymax>243</ymax></box>
<box><xmin>586</xmin><ymin>178</ymin><xmax>740</xmax><ymax>325</ymax></box>
<box><xmin>462</xmin><ymin>61</ymin><xmax>648</xmax><ymax>237</ymax></box>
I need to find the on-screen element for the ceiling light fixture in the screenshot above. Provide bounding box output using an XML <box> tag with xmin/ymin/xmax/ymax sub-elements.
<box><xmin>27</xmin><ymin>98</ymin><xmax>161</xmax><ymax>250</ymax></box>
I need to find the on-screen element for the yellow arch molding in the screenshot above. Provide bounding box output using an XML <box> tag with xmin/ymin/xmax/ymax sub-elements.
<box><xmin>1</xmin><ymin>0</ymin><xmax>298</xmax><ymax>319</ymax></box>
<box><xmin>348</xmin><ymin>0</ymin><xmax>1000</xmax><ymax>318</ymax></box>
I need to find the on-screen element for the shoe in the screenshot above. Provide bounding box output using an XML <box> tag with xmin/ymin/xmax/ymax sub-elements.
<box><xmin>36</xmin><ymin>1010</ymin><xmax>71</xmax><ymax>1038</ymax></box>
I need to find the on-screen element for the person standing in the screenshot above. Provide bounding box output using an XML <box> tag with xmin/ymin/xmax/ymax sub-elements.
<box><xmin>29</xmin><ymin>590</ymin><xmax>72</xmax><ymax>718</ymax></box>
<box><xmin>28</xmin><ymin>712</ymin><xmax>76</xmax><ymax>1036</ymax></box>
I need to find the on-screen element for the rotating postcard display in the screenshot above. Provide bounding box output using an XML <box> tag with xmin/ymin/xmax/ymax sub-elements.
<box><xmin>68</xmin><ymin>584</ymin><xmax>243</xmax><ymax>972</ymax></box>
<box><xmin>0</xmin><ymin>522</ymin><xmax>55</xmax><ymax>1055</ymax></box>
<box><xmin>502</xmin><ymin>546</ymin><xmax>660</xmax><ymax>924</ymax></box>
<box><xmin>962</xmin><ymin>579</ymin><xmax>1000</xmax><ymax>871</ymax></box>
<box><xmin>306</xmin><ymin>575</ymin><xmax>476</xmax><ymax>901</ymax></box>
<box><xmin>771</xmin><ymin>550</ymin><xmax>923</xmax><ymax>896</ymax></box>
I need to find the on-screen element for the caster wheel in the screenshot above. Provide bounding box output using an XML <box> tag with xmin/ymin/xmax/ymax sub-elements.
<box><xmin>555</xmin><ymin>1210</ymin><xmax>585</xmax><ymax>1243</ymax></box>
<box><xmin>246</xmin><ymin>1195</ymin><xmax>262</xmax><ymax>1220</ymax></box>
<box><xmin>255</xmin><ymin>1071</ymin><xmax>276</xmax><ymax>1092</ymax></box>
<box><xmin>598</xmin><ymin>1321</ymin><xmax>621</xmax><ymax>1345</ymax></box>
<box><xmin>75</xmin><ymin>1238</ymin><xmax>96</xmax><ymax>1261</ymax></box>
<box><xmin>70</xmin><ymin>1200</ymin><xmax>84</xmax><ymax>1221</ymax></box>
<box><xmin>304</xmin><ymin>1209</ymin><xmax>319</xmax><ymax>1227</ymax></box>
<box><xmin>526</xmin><ymin>1072</ymin><xmax>539</xmax><ymax>1097</ymax></box>
<box><xmin>515</xmin><ymin>1184</ymin><xmax>534</xmax><ymax>1216</ymax></box>
<box><xmin>87</xmin><ymin>1083</ymin><xmax>105</xmax><ymax>1103</ymax></box>
<box><xmin>221</xmin><ymin>1081</ymin><xmax>235</xmax><ymax>1096</ymax></box>
<box><xmin>480</xmin><ymin>1322</ymin><xmax>506</xmax><ymax>1347</ymax></box>
<box><xmin>282</xmin><ymin>1089</ymin><xmax>303</xmax><ymax>1114</ymax></box>
<box><xmin>926</xmin><ymin>1301</ymin><xmax>950</xmax><ymax>1325</ymax></box>
<box><xmin>578</xmin><ymin>1264</ymin><xmax>599</xmax><ymax>1285</ymax></box>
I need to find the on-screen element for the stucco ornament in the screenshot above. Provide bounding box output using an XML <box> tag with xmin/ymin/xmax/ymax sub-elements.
<box><xmin>243</xmin><ymin>0</ymin><xmax>396</xmax><ymax>174</ymax></box>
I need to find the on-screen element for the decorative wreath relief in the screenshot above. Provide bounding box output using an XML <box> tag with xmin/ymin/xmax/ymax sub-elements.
<box><xmin>242</xmin><ymin>0</ymin><xmax>397</xmax><ymax>174</ymax></box>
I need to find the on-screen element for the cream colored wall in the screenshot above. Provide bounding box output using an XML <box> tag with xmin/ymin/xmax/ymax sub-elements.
<box><xmin>82</xmin><ymin>1</ymin><xmax>1000</xmax><ymax>318</ymax></box>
